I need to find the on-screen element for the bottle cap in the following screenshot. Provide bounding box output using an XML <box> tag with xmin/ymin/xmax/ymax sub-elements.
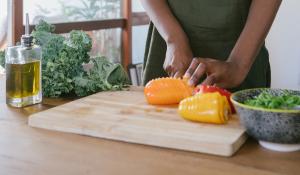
<box><xmin>21</xmin><ymin>13</ymin><xmax>33</xmax><ymax>47</ymax></box>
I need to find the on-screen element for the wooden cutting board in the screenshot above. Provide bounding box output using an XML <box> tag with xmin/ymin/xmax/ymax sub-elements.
<box><xmin>28</xmin><ymin>87</ymin><xmax>247</xmax><ymax>157</ymax></box>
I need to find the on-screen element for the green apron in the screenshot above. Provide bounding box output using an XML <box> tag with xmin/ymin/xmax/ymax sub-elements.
<box><xmin>143</xmin><ymin>0</ymin><xmax>271</xmax><ymax>92</ymax></box>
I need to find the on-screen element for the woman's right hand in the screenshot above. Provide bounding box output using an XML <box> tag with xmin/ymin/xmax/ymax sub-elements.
<box><xmin>140</xmin><ymin>0</ymin><xmax>194</xmax><ymax>77</ymax></box>
<box><xmin>164</xmin><ymin>41</ymin><xmax>193</xmax><ymax>78</ymax></box>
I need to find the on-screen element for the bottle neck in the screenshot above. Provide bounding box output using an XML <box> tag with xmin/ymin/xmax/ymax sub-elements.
<box><xmin>21</xmin><ymin>35</ymin><xmax>33</xmax><ymax>48</ymax></box>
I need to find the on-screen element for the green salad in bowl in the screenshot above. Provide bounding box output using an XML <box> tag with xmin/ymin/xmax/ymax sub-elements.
<box><xmin>244</xmin><ymin>91</ymin><xmax>300</xmax><ymax>110</ymax></box>
<box><xmin>231</xmin><ymin>88</ymin><xmax>300</xmax><ymax>152</ymax></box>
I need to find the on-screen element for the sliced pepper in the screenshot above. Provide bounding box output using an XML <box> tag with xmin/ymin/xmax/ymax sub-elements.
<box><xmin>178</xmin><ymin>92</ymin><xmax>230</xmax><ymax>124</ymax></box>
<box><xmin>194</xmin><ymin>85</ymin><xmax>236</xmax><ymax>113</ymax></box>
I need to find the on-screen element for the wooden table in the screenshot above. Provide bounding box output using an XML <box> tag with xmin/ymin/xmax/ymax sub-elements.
<box><xmin>0</xmin><ymin>74</ymin><xmax>299</xmax><ymax>175</ymax></box>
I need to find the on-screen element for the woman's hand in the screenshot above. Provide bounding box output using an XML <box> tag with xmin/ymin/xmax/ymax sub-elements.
<box><xmin>184</xmin><ymin>58</ymin><xmax>249</xmax><ymax>89</ymax></box>
<box><xmin>140</xmin><ymin>0</ymin><xmax>194</xmax><ymax>78</ymax></box>
<box><xmin>164</xmin><ymin>42</ymin><xmax>193</xmax><ymax>77</ymax></box>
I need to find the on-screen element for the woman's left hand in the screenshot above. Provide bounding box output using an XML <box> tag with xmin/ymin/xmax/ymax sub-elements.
<box><xmin>184</xmin><ymin>58</ymin><xmax>249</xmax><ymax>89</ymax></box>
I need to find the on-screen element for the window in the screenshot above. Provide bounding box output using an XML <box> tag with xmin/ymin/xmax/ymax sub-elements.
<box><xmin>23</xmin><ymin>0</ymin><xmax>123</xmax><ymax>62</ymax></box>
<box><xmin>2</xmin><ymin>0</ymin><xmax>149</xmax><ymax>70</ymax></box>
<box><xmin>23</xmin><ymin>0</ymin><xmax>122</xmax><ymax>24</ymax></box>
<box><xmin>132</xmin><ymin>1</ymin><xmax>148</xmax><ymax>64</ymax></box>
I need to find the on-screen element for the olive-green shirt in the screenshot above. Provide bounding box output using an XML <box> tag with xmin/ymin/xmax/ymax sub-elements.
<box><xmin>143</xmin><ymin>0</ymin><xmax>271</xmax><ymax>92</ymax></box>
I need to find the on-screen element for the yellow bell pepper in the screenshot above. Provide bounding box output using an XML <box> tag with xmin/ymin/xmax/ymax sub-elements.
<box><xmin>178</xmin><ymin>92</ymin><xmax>230</xmax><ymax>124</ymax></box>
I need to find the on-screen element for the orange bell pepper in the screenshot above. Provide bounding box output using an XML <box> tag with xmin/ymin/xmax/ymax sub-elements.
<box><xmin>144</xmin><ymin>77</ymin><xmax>194</xmax><ymax>105</ymax></box>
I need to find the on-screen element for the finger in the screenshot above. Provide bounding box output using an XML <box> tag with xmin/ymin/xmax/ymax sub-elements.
<box><xmin>183</xmin><ymin>58</ymin><xmax>200</xmax><ymax>78</ymax></box>
<box><xmin>164</xmin><ymin>65</ymin><xmax>173</xmax><ymax>77</ymax></box>
<box><xmin>202</xmin><ymin>74</ymin><xmax>217</xmax><ymax>86</ymax></box>
<box><xmin>170</xmin><ymin>70</ymin><xmax>176</xmax><ymax>77</ymax></box>
<box><xmin>174</xmin><ymin>71</ymin><xmax>181</xmax><ymax>78</ymax></box>
<box><xmin>188</xmin><ymin>63</ymin><xmax>206</xmax><ymax>86</ymax></box>
<box><xmin>175</xmin><ymin>70</ymin><xmax>186</xmax><ymax>78</ymax></box>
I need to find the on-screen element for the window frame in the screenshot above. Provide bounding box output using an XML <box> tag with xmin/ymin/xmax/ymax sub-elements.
<box><xmin>12</xmin><ymin>0</ymin><xmax>149</xmax><ymax>69</ymax></box>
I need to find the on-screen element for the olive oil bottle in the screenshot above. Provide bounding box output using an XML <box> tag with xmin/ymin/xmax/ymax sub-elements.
<box><xmin>5</xmin><ymin>14</ymin><xmax>42</xmax><ymax>107</ymax></box>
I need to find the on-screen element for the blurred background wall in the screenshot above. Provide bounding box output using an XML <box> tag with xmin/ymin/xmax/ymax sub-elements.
<box><xmin>266</xmin><ymin>0</ymin><xmax>300</xmax><ymax>90</ymax></box>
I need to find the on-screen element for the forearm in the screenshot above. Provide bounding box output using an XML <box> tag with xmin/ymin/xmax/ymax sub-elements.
<box><xmin>228</xmin><ymin>0</ymin><xmax>282</xmax><ymax>74</ymax></box>
<box><xmin>140</xmin><ymin>0</ymin><xmax>188</xmax><ymax>44</ymax></box>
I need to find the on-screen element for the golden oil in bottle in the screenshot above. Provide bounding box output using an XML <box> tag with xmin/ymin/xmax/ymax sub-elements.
<box><xmin>5</xmin><ymin>46</ymin><xmax>42</xmax><ymax>107</ymax></box>
<box><xmin>6</xmin><ymin>60</ymin><xmax>40</xmax><ymax>98</ymax></box>
<box><xmin>5</xmin><ymin>13</ymin><xmax>42</xmax><ymax>107</ymax></box>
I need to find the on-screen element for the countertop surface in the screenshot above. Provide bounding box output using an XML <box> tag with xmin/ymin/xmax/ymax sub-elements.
<box><xmin>0</xmin><ymin>74</ymin><xmax>299</xmax><ymax>175</ymax></box>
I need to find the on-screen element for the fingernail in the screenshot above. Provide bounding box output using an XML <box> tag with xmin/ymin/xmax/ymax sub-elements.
<box><xmin>188</xmin><ymin>80</ymin><xmax>194</xmax><ymax>86</ymax></box>
<box><xmin>183</xmin><ymin>73</ymin><xmax>190</xmax><ymax>79</ymax></box>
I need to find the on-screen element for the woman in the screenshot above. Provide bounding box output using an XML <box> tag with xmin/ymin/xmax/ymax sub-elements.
<box><xmin>141</xmin><ymin>0</ymin><xmax>282</xmax><ymax>91</ymax></box>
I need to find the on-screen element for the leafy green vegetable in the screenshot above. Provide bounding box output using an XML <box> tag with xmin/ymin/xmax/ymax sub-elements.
<box><xmin>0</xmin><ymin>50</ymin><xmax>4</xmax><ymax>68</ymax></box>
<box><xmin>32</xmin><ymin>23</ymin><xmax>65</xmax><ymax>65</ymax></box>
<box><xmin>31</xmin><ymin>20</ymin><xmax>129</xmax><ymax>97</ymax></box>
<box><xmin>245</xmin><ymin>91</ymin><xmax>300</xmax><ymax>110</ymax></box>
<box><xmin>74</xmin><ymin>56</ymin><xmax>128</xmax><ymax>97</ymax></box>
<box><xmin>34</xmin><ymin>20</ymin><xmax>56</xmax><ymax>33</ymax></box>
